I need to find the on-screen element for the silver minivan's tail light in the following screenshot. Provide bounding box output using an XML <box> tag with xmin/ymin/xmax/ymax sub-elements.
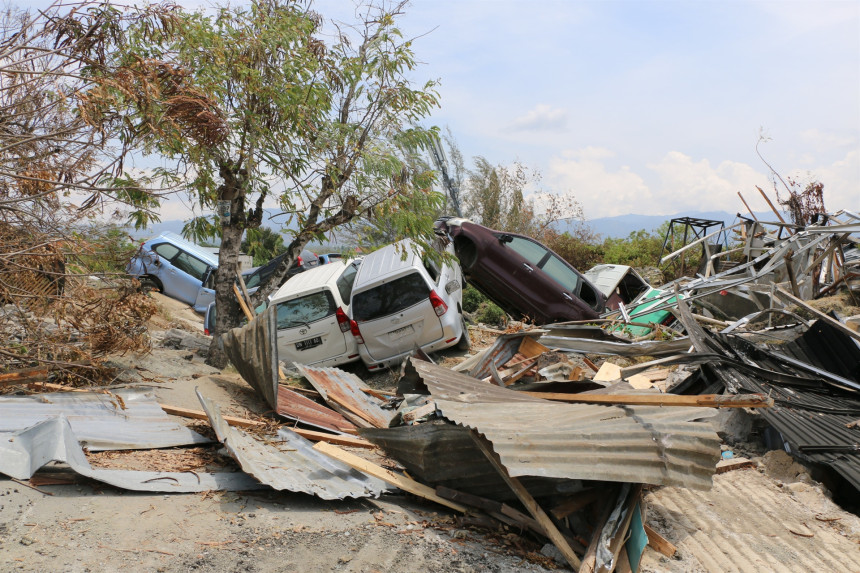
<box><xmin>429</xmin><ymin>290</ymin><xmax>448</xmax><ymax>317</ymax></box>
<box><xmin>336</xmin><ymin>307</ymin><xmax>350</xmax><ymax>333</ymax></box>
<box><xmin>349</xmin><ymin>319</ymin><xmax>365</xmax><ymax>344</ymax></box>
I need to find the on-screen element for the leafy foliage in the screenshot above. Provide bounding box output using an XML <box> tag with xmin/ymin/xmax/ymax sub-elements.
<box><xmin>242</xmin><ymin>227</ymin><xmax>287</xmax><ymax>266</ymax></box>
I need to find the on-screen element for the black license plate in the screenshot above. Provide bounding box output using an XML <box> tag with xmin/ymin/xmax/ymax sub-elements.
<box><xmin>295</xmin><ymin>336</ymin><xmax>322</xmax><ymax>351</ymax></box>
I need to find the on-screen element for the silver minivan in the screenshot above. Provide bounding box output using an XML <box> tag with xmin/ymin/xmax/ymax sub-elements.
<box><xmin>349</xmin><ymin>239</ymin><xmax>468</xmax><ymax>371</ymax></box>
<box><xmin>270</xmin><ymin>259</ymin><xmax>362</xmax><ymax>368</ymax></box>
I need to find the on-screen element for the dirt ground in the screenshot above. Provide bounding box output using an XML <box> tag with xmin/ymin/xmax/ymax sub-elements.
<box><xmin>1</xmin><ymin>293</ymin><xmax>859</xmax><ymax>572</ymax></box>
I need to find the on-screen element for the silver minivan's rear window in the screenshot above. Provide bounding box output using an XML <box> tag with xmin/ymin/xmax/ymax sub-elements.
<box><xmin>276</xmin><ymin>291</ymin><xmax>336</xmax><ymax>330</ymax></box>
<box><xmin>352</xmin><ymin>272</ymin><xmax>429</xmax><ymax>322</ymax></box>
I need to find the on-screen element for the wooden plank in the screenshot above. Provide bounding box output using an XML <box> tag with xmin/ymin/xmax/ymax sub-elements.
<box><xmin>232</xmin><ymin>284</ymin><xmax>254</xmax><ymax>321</ymax></box>
<box><xmin>577</xmin><ymin>487</ymin><xmax>619</xmax><ymax>573</ymax></box>
<box><xmin>235</xmin><ymin>271</ymin><xmax>253</xmax><ymax>309</ymax></box>
<box><xmin>313</xmin><ymin>442</ymin><xmax>467</xmax><ymax>513</ymax></box>
<box><xmin>583</xmin><ymin>357</ymin><xmax>599</xmax><ymax>372</ymax></box>
<box><xmin>518</xmin><ymin>336</ymin><xmax>550</xmax><ymax>358</ymax></box>
<box><xmin>715</xmin><ymin>457</ymin><xmax>756</xmax><ymax>474</ymax></box>
<box><xmin>0</xmin><ymin>361</ymin><xmax>92</xmax><ymax>387</ymax></box>
<box><xmin>161</xmin><ymin>404</ymin><xmax>374</xmax><ymax>448</ymax></box>
<box><xmin>470</xmin><ymin>430</ymin><xmax>582</xmax><ymax>570</ymax></box>
<box><xmin>22</xmin><ymin>383</ymin><xmax>372</xmax><ymax>446</ymax></box>
<box><xmin>160</xmin><ymin>404</ymin><xmax>265</xmax><ymax>428</ymax></box>
<box><xmin>519</xmin><ymin>392</ymin><xmax>773</xmax><ymax>408</ymax></box>
<box><xmin>643</xmin><ymin>524</ymin><xmax>677</xmax><ymax>558</ymax></box>
<box><xmin>774</xmin><ymin>287</ymin><xmax>860</xmax><ymax>343</ymax></box>
<box><xmin>436</xmin><ymin>486</ymin><xmax>545</xmax><ymax>537</ymax></box>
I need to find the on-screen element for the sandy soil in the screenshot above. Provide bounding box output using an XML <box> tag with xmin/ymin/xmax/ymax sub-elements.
<box><xmin>2</xmin><ymin>292</ymin><xmax>859</xmax><ymax>572</ymax></box>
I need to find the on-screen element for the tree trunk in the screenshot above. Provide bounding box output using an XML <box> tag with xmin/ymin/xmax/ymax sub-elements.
<box><xmin>206</xmin><ymin>180</ymin><xmax>246</xmax><ymax>368</ymax></box>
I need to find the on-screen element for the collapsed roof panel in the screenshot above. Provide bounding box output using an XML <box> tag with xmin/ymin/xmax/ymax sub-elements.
<box><xmin>408</xmin><ymin>359</ymin><xmax>721</xmax><ymax>490</ymax></box>
<box><xmin>0</xmin><ymin>390</ymin><xmax>210</xmax><ymax>451</ymax></box>
<box><xmin>0</xmin><ymin>415</ymin><xmax>261</xmax><ymax>492</ymax></box>
<box><xmin>198</xmin><ymin>391</ymin><xmax>387</xmax><ymax>500</ymax></box>
<box><xmin>295</xmin><ymin>364</ymin><xmax>395</xmax><ymax>429</ymax></box>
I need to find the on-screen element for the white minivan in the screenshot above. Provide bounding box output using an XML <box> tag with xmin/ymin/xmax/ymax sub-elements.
<box><xmin>349</xmin><ymin>239</ymin><xmax>469</xmax><ymax>371</ymax></box>
<box><xmin>269</xmin><ymin>259</ymin><xmax>362</xmax><ymax>368</ymax></box>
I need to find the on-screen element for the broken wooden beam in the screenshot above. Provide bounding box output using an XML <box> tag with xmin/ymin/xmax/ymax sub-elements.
<box><xmin>519</xmin><ymin>392</ymin><xmax>773</xmax><ymax>408</ymax></box>
<box><xmin>313</xmin><ymin>442</ymin><xmax>467</xmax><ymax>513</ymax></box>
<box><xmin>161</xmin><ymin>404</ymin><xmax>374</xmax><ymax>448</ymax></box>
<box><xmin>644</xmin><ymin>524</ymin><xmax>677</xmax><ymax>558</ymax></box>
<box><xmin>470</xmin><ymin>430</ymin><xmax>582</xmax><ymax>570</ymax></box>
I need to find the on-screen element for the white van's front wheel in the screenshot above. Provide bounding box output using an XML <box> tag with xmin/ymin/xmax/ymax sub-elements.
<box><xmin>457</xmin><ymin>314</ymin><xmax>471</xmax><ymax>350</ymax></box>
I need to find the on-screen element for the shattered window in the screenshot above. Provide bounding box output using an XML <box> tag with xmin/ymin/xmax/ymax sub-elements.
<box><xmin>352</xmin><ymin>272</ymin><xmax>430</xmax><ymax>322</ymax></box>
<box><xmin>275</xmin><ymin>291</ymin><xmax>336</xmax><ymax>330</ymax></box>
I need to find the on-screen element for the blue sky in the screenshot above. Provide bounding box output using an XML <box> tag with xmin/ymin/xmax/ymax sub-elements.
<box><xmin>24</xmin><ymin>0</ymin><xmax>860</xmax><ymax>221</ymax></box>
<box><xmin>375</xmin><ymin>0</ymin><xmax>859</xmax><ymax>218</ymax></box>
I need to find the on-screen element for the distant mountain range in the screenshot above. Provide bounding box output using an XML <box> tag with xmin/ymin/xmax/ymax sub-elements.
<box><xmin>130</xmin><ymin>208</ymin><xmax>785</xmax><ymax>245</ymax></box>
<box><xmin>562</xmin><ymin>210</ymin><xmax>783</xmax><ymax>239</ymax></box>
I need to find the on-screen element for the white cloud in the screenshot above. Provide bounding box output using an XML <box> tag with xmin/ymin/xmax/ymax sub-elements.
<box><xmin>646</xmin><ymin>152</ymin><xmax>765</xmax><ymax>214</ymax></box>
<box><xmin>787</xmin><ymin>150</ymin><xmax>860</xmax><ymax>212</ymax></box>
<box><xmin>548</xmin><ymin>148</ymin><xmax>652</xmax><ymax>217</ymax></box>
<box><xmin>508</xmin><ymin>104</ymin><xmax>569</xmax><ymax>133</ymax></box>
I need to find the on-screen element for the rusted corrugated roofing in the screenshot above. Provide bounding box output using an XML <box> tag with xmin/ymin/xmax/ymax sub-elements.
<box><xmin>222</xmin><ymin>305</ymin><xmax>280</xmax><ymax>411</ymax></box>
<box><xmin>409</xmin><ymin>359</ymin><xmax>721</xmax><ymax>490</ymax></box>
<box><xmin>0</xmin><ymin>390</ymin><xmax>210</xmax><ymax>451</ymax></box>
<box><xmin>276</xmin><ymin>385</ymin><xmax>356</xmax><ymax>434</ymax></box>
<box><xmin>199</xmin><ymin>392</ymin><xmax>386</xmax><ymax>500</ymax></box>
<box><xmin>295</xmin><ymin>364</ymin><xmax>394</xmax><ymax>429</ymax></box>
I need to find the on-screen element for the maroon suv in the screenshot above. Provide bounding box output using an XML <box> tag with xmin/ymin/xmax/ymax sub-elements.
<box><xmin>435</xmin><ymin>217</ymin><xmax>606</xmax><ymax>325</ymax></box>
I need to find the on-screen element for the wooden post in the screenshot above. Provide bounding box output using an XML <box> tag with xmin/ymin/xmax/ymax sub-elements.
<box><xmin>470</xmin><ymin>430</ymin><xmax>582</xmax><ymax>570</ymax></box>
<box><xmin>232</xmin><ymin>284</ymin><xmax>254</xmax><ymax>321</ymax></box>
<box><xmin>313</xmin><ymin>442</ymin><xmax>467</xmax><ymax>513</ymax></box>
<box><xmin>737</xmin><ymin>191</ymin><xmax>758</xmax><ymax>221</ymax></box>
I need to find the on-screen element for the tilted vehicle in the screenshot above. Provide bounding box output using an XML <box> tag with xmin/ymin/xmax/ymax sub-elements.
<box><xmin>434</xmin><ymin>217</ymin><xmax>606</xmax><ymax>324</ymax></box>
<box><xmin>127</xmin><ymin>232</ymin><xmax>218</xmax><ymax>313</ymax></box>
<box><xmin>268</xmin><ymin>259</ymin><xmax>362</xmax><ymax>368</ymax></box>
<box><xmin>349</xmin><ymin>239</ymin><xmax>468</xmax><ymax>370</ymax></box>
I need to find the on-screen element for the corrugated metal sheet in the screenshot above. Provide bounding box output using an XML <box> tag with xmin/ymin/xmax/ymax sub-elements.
<box><xmin>0</xmin><ymin>390</ymin><xmax>209</xmax><ymax>451</ymax></box>
<box><xmin>0</xmin><ymin>415</ymin><xmax>261</xmax><ymax>492</ymax></box>
<box><xmin>541</xmin><ymin>334</ymin><xmax>692</xmax><ymax>356</ymax></box>
<box><xmin>198</xmin><ymin>392</ymin><xmax>386</xmax><ymax>500</ymax></box>
<box><xmin>675</xmin><ymin>297</ymin><xmax>860</xmax><ymax>492</ymax></box>
<box><xmin>295</xmin><ymin>364</ymin><xmax>395</xmax><ymax>429</ymax></box>
<box><xmin>276</xmin><ymin>385</ymin><xmax>356</xmax><ymax>434</ymax></box>
<box><xmin>643</xmin><ymin>469</ymin><xmax>860</xmax><ymax>573</ymax></box>
<box><xmin>409</xmin><ymin>360</ymin><xmax>721</xmax><ymax>490</ymax></box>
<box><xmin>405</xmin><ymin>359</ymin><xmax>543</xmax><ymax>402</ymax></box>
<box><xmin>222</xmin><ymin>305</ymin><xmax>280</xmax><ymax>411</ymax></box>
<box><xmin>361</xmin><ymin>422</ymin><xmax>587</xmax><ymax>502</ymax></box>
<box><xmin>436</xmin><ymin>399</ymin><xmax>720</xmax><ymax>489</ymax></box>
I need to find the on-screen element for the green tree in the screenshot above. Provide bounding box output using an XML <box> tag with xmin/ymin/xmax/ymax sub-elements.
<box><xmin>601</xmin><ymin>222</ymin><xmax>669</xmax><ymax>269</ymax></box>
<box><xmin>89</xmin><ymin>0</ymin><xmax>442</xmax><ymax>366</ymax></box>
<box><xmin>241</xmin><ymin>227</ymin><xmax>286</xmax><ymax>266</ymax></box>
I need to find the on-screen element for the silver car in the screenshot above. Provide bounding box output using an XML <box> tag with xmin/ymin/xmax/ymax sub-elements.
<box><xmin>127</xmin><ymin>232</ymin><xmax>217</xmax><ymax>313</ymax></box>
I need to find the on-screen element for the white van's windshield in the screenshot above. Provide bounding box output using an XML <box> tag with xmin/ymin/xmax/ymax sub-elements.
<box><xmin>352</xmin><ymin>272</ymin><xmax>430</xmax><ymax>322</ymax></box>
<box><xmin>276</xmin><ymin>291</ymin><xmax>336</xmax><ymax>329</ymax></box>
